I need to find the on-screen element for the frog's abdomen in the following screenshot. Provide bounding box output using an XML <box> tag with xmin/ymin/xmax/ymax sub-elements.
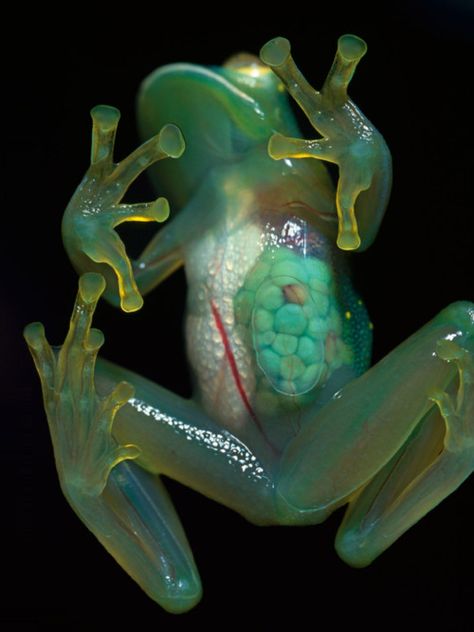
<box><xmin>184</xmin><ymin>223</ymin><xmax>263</xmax><ymax>434</ymax></box>
<box><xmin>184</xmin><ymin>220</ymin><xmax>370</xmax><ymax>449</ymax></box>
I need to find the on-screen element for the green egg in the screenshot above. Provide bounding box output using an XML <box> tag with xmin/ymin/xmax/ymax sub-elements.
<box><xmin>257</xmin><ymin>330</ymin><xmax>276</xmax><ymax>347</ymax></box>
<box><xmin>271</xmin><ymin>260</ymin><xmax>308</xmax><ymax>284</ymax></box>
<box><xmin>280</xmin><ymin>354</ymin><xmax>305</xmax><ymax>380</ymax></box>
<box><xmin>257</xmin><ymin>282</ymin><xmax>284</xmax><ymax>311</ymax></box>
<box><xmin>254</xmin><ymin>308</ymin><xmax>274</xmax><ymax>332</ymax></box>
<box><xmin>272</xmin><ymin>333</ymin><xmax>298</xmax><ymax>356</ymax></box>
<box><xmin>275</xmin><ymin>303</ymin><xmax>307</xmax><ymax>335</ymax></box>
<box><xmin>258</xmin><ymin>347</ymin><xmax>281</xmax><ymax>376</ymax></box>
<box><xmin>297</xmin><ymin>336</ymin><xmax>322</xmax><ymax>364</ymax></box>
<box><xmin>296</xmin><ymin>362</ymin><xmax>323</xmax><ymax>393</ymax></box>
<box><xmin>307</xmin><ymin>316</ymin><xmax>327</xmax><ymax>338</ymax></box>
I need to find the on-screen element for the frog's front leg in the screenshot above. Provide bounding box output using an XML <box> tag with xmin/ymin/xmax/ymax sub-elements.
<box><xmin>62</xmin><ymin>105</ymin><xmax>185</xmax><ymax>313</ymax></box>
<box><xmin>274</xmin><ymin>301</ymin><xmax>474</xmax><ymax>566</ymax></box>
<box><xmin>260</xmin><ymin>35</ymin><xmax>392</xmax><ymax>251</ymax></box>
<box><xmin>24</xmin><ymin>275</ymin><xmax>203</xmax><ymax>613</ymax></box>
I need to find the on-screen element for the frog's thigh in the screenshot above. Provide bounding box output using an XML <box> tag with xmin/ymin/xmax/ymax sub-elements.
<box><xmin>95</xmin><ymin>358</ymin><xmax>276</xmax><ymax>526</ymax></box>
<box><xmin>276</xmin><ymin>301</ymin><xmax>473</xmax><ymax>558</ymax></box>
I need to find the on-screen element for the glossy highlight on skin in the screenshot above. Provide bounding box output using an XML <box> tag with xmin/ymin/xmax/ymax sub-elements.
<box><xmin>24</xmin><ymin>36</ymin><xmax>474</xmax><ymax>613</ymax></box>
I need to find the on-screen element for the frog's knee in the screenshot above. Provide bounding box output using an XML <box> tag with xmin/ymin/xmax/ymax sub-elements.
<box><xmin>434</xmin><ymin>301</ymin><xmax>474</xmax><ymax>339</ymax></box>
<box><xmin>334</xmin><ymin>527</ymin><xmax>375</xmax><ymax>568</ymax></box>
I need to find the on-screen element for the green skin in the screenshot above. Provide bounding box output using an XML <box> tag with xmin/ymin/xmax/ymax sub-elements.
<box><xmin>24</xmin><ymin>36</ymin><xmax>474</xmax><ymax>614</ymax></box>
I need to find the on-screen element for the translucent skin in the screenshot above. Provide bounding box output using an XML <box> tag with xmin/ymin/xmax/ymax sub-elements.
<box><xmin>24</xmin><ymin>36</ymin><xmax>474</xmax><ymax>613</ymax></box>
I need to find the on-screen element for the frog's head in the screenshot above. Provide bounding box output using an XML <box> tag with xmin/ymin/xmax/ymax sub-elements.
<box><xmin>137</xmin><ymin>52</ymin><xmax>302</xmax><ymax>208</ymax></box>
<box><xmin>138</xmin><ymin>36</ymin><xmax>392</xmax><ymax>252</ymax></box>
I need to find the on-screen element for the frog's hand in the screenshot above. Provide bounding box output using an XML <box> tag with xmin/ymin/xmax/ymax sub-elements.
<box><xmin>24</xmin><ymin>274</ymin><xmax>201</xmax><ymax>613</ymax></box>
<box><xmin>62</xmin><ymin>106</ymin><xmax>185</xmax><ymax>312</ymax></box>
<box><xmin>260</xmin><ymin>36</ymin><xmax>392</xmax><ymax>251</ymax></box>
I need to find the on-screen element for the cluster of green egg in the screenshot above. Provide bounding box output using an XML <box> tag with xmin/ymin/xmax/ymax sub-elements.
<box><xmin>234</xmin><ymin>247</ymin><xmax>335</xmax><ymax>396</ymax></box>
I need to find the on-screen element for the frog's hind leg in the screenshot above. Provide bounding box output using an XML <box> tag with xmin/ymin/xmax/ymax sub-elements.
<box><xmin>274</xmin><ymin>301</ymin><xmax>473</xmax><ymax>562</ymax></box>
<box><xmin>335</xmin><ymin>333</ymin><xmax>474</xmax><ymax>567</ymax></box>
<box><xmin>24</xmin><ymin>274</ymin><xmax>203</xmax><ymax>613</ymax></box>
<box><xmin>25</xmin><ymin>274</ymin><xmax>276</xmax><ymax>612</ymax></box>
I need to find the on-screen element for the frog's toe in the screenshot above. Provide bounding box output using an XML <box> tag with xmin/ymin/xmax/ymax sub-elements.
<box><xmin>90</xmin><ymin>105</ymin><xmax>121</xmax><ymax>166</ymax></box>
<box><xmin>110</xmin><ymin>123</ymin><xmax>184</xmax><ymax>191</ymax></box>
<box><xmin>80</xmin><ymin>226</ymin><xmax>145</xmax><ymax>312</ymax></box>
<box><xmin>428</xmin><ymin>301</ymin><xmax>474</xmax><ymax>452</ymax></box>
<box><xmin>24</xmin><ymin>322</ymin><xmax>55</xmax><ymax>393</ymax></box>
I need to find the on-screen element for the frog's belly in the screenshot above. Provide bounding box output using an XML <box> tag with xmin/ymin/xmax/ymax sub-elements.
<box><xmin>185</xmin><ymin>224</ymin><xmax>262</xmax><ymax>433</ymax></box>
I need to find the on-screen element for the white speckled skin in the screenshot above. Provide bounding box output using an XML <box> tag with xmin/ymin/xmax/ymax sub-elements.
<box><xmin>185</xmin><ymin>218</ymin><xmax>262</xmax><ymax>433</ymax></box>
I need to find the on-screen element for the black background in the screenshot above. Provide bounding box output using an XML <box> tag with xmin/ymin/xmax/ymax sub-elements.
<box><xmin>5</xmin><ymin>1</ymin><xmax>473</xmax><ymax>628</ymax></box>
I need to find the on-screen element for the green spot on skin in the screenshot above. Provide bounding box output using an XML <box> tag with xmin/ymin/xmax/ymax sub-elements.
<box><xmin>275</xmin><ymin>304</ymin><xmax>307</xmax><ymax>335</ymax></box>
<box><xmin>272</xmin><ymin>333</ymin><xmax>298</xmax><ymax>356</ymax></box>
<box><xmin>254</xmin><ymin>308</ymin><xmax>274</xmax><ymax>332</ymax></box>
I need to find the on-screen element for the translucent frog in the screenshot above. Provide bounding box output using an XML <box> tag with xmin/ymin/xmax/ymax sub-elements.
<box><xmin>24</xmin><ymin>36</ymin><xmax>474</xmax><ymax>613</ymax></box>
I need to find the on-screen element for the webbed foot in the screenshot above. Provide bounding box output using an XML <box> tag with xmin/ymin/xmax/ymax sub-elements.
<box><xmin>430</xmin><ymin>335</ymin><xmax>474</xmax><ymax>453</ymax></box>
<box><xmin>260</xmin><ymin>36</ymin><xmax>392</xmax><ymax>251</ymax></box>
<box><xmin>62</xmin><ymin>106</ymin><xmax>185</xmax><ymax>312</ymax></box>
<box><xmin>24</xmin><ymin>273</ymin><xmax>140</xmax><ymax>496</ymax></box>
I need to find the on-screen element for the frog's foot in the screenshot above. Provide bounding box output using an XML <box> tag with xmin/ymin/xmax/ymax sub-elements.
<box><xmin>332</xmin><ymin>304</ymin><xmax>474</xmax><ymax>567</ymax></box>
<box><xmin>24</xmin><ymin>273</ymin><xmax>140</xmax><ymax>496</ymax></box>
<box><xmin>260</xmin><ymin>36</ymin><xmax>391</xmax><ymax>251</ymax></box>
<box><xmin>25</xmin><ymin>273</ymin><xmax>202</xmax><ymax>612</ymax></box>
<box><xmin>63</xmin><ymin>105</ymin><xmax>185</xmax><ymax>312</ymax></box>
<box><xmin>430</xmin><ymin>337</ymin><xmax>474</xmax><ymax>453</ymax></box>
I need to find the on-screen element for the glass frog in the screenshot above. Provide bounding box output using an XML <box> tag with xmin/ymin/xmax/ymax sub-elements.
<box><xmin>24</xmin><ymin>35</ymin><xmax>473</xmax><ymax>613</ymax></box>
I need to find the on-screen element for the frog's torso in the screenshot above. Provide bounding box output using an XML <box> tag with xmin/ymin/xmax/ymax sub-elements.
<box><xmin>182</xmin><ymin>163</ymin><xmax>372</xmax><ymax>452</ymax></box>
<box><xmin>138</xmin><ymin>57</ymin><xmax>373</xmax><ymax>452</ymax></box>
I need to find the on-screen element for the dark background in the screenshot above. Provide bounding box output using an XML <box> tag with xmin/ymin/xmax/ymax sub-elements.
<box><xmin>4</xmin><ymin>1</ymin><xmax>473</xmax><ymax>628</ymax></box>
